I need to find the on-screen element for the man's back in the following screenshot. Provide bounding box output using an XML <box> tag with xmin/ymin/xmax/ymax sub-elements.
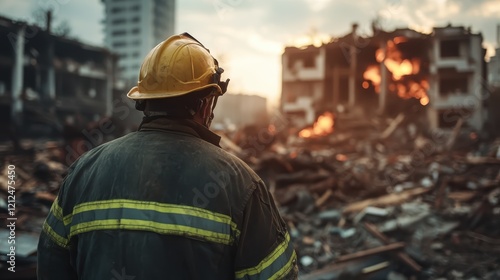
<box><xmin>38</xmin><ymin>118</ymin><xmax>297</xmax><ymax>280</ymax></box>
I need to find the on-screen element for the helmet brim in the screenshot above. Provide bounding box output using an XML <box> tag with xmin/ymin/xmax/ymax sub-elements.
<box><xmin>127</xmin><ymin>84</ymin><xmax>222</xmax><ymax>100</ymax></box>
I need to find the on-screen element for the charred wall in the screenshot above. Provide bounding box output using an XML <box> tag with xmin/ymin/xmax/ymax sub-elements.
<box><xmin>0</xmin><ymin>15</ymin><xmax>116</xmax><ymax>139</ymax></box>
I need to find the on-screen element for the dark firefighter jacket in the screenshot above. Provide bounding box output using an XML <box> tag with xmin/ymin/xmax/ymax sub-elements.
<box><xmin>37</xmin><ymin>117</ymin><xmax>298</xmax><ymax>280</ymax></box>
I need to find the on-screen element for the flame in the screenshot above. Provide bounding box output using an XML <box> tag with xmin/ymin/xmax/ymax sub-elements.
<box><xmin>420</xmin><ymin>96</ymin><xmax>429</xmax><ymax>106</ymax></box>
<box><xmin>362</xmin><ymin>37</ymin><xmax>429</xmax><ymax>106</ymax></box>
<box><xmin>411</xmin><ymin>59</ymin><xmax>420</xmax><ymax>74</ymax></box>
<box><xmin>393</xmin><ymin>36</ymin><xmax>408</xmax><ymax>44</ymax></box>
<box><xmin>299</xmin><ymin>112</ymin><xmax>334</xmax><ymax>138</ymax></box>
<box><xmin>336</xmin><ymin>154</ymin><xmax>348</xmax><ymax>161</ymax></box>
<box><xmin>363</xmin><ymin>66</ymin><xmax>381</xmax><ymax>92</ymax></box>
<box><xmin>385</xmin><ymin>59</ymin><xmax>412</xmax><ymax>80</ymax></box>
<box><xmin>375</xmin><ymin>49</ymin><xmax>385</xmax><ymax>62</ymax></box>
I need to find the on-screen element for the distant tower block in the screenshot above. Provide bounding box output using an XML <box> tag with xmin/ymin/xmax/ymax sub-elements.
<box><xmin>102</xmin><ymin>0</ymin><xmax>176</xmax><ymax>85</ymax></box>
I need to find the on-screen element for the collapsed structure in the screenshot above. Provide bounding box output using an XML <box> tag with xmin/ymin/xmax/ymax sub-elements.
<box><xmin>0</xmin><ymin>15</ymin><xmax>116</xmax><ymax>139</ymax></box>
<box><xmin>281</xmin><ymin>23</ymin><xmax>489</xmax><ymax>132</ymax></box>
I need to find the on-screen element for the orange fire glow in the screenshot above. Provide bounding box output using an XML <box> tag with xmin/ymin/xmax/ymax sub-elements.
<box><xmin>363</xmin><ymin>66</ymin><xmax>381</xmax><ymax>92</ymax></box>
<box><xmin>385</xmin><ymin>59</ymin><xmax>412</xmax><ymax>80</ymax></box>
<box><xmin>393</xmin><ymin>36</ymin><xmax>408</xmax><ymax>44</ymax></box>
<box><xmin>363</xmin><ymin>37</ymin><xmax>429</xmax><ymax>106</ymax></box>
<box><xmin>335</xmin><ymin>154</ymin><xmax>348</xmax><ymax>161</ymax></box>
<box><xmin>299</xmin><ymin>112</ymin><xmax>334</xmax><ymax>138</ymax></box>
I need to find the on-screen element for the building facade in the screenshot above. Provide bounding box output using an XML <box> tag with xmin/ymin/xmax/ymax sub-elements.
<box><xmin>281</xmin><ymin>45</ymin><xmax>325</xmax><ymax>127</ymax></box>
<box><xmin>281</xmin><ymin>24</ymin><xmax>489</xmax><ymax>132</ymax></box>
<box><xmin>489</xmin><ymin>48</ymin><xmax>500</xmax><ymax>88</ymax></box>
<box><xmin>427</xmin><ymin>26</ymin><xmax>488</xmax><ymax>130</ymax></box>
<box><xmin>487</xmin><ymin>25</ymin><xmax>500</xmax><ymax>88</ymax></box>
<box><xmin>0</xmin><ymin>15</ymin><xmax>115</xmax><ymax>138</ymax></box>
<box><xmin>102</xmin><ymin>0</ymin><xmax>176</xmax><ymax>85</ymax></box>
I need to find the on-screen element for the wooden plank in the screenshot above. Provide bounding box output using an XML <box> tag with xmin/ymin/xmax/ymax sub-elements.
<box><xmin>364</xmin><ymin>222</ymin><xmax>422</xmax><ymax>272</ymax></box>
<box><xmin>380</xmin><ymin>113</ymin><xmax>405</xmax><ymax>140</ymax></box>
<box><xmin>315</xmin><ymin>189</ymin><xmax>333</xmax><ymax>207</ymax></box>
<box><xmin>342</xmin><ymin>187</ymin><xmax>432</xmax><ymax>214</ymax></box>
<box><xmin>448</xmin><ymin>191</ymin><xmax>477</xmax><ymax>202</ymax></box>
<box><xmin>336</xmin><ymin>242</ymin><xmax>405</xmax><ymax>263</ymax></box>
<box><xmin>445</xmin><ymin>118</ymin><xmax>464</xmax><ymax>150</ymax></box>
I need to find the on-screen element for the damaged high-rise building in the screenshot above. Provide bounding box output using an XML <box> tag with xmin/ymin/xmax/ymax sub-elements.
<box><xmin>281</xmin><ymin>23</ymin><xmax>489</xmax><ymax>132</ymax></box>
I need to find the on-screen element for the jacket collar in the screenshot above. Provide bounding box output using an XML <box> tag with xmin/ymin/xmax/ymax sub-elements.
<box><xmin>138</xmin><ymin>116</ymin><xmax>221</xmax><ymax>147</ymax></box>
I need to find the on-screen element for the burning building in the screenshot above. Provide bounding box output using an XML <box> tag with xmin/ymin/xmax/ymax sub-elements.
<box><xmin>281</xmin><ymin>23</ymin><xmax>489</xmax><ymax>132</ymax></box>
<box><xmin>281</xmin><ymin>44</ymin><xmax>325</xmax><ymax>128</ymax></box>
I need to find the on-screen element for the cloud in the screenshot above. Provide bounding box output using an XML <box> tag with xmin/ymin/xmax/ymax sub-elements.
<box><xmin>470</xmin><ymin>0</ymin><xmax>500</xmax><ymax>17</ymax></box>
<box><xmin>305</xmin><ymin>0</ymin><xmax>333</xmax><ymax>12</ymax></box>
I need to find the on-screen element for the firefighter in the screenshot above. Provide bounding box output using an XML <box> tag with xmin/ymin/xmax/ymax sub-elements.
<box><xmin>37</xmin><ymin>33</ymin><xmax>298</xmax><ymax>280</ymax></box>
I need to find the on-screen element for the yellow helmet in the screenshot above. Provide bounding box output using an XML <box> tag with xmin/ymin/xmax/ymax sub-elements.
<box><xmin>127</xmin><ymin>33</ymin><xmax>229</xmax><ymax>100</ymax></box>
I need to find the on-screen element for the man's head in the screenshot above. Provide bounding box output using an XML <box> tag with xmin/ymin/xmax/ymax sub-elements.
<box><xmin>127</xmin><ymin>33</ymin><xmax>229</xmax><ymax>128</ymax></box>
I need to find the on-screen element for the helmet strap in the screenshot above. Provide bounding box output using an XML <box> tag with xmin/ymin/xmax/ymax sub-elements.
<box><xmin>203</xmin><ymin>99</ymin><xmax>212</xmax><ymax>128</ymax></box>
<box><xmin>207</xmin><ymin>95</ymin><xmax>219</xmax><ymax>127</ymax></box>
<box><xmin>135</xmin><ymin>100</ymin><xmax>146</xmax><ymax>111</ymax></box>
<box><xmin>197</xmin><ymin>95</ymin><xmax>218</xmax><ymax>128</ymax></box>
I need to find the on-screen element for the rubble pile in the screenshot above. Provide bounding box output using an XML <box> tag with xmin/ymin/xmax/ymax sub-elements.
<box><xmin>0</xmin><ymin>142</ymin><xmax>65</xmax><ymax>279</ymax></box>
<box><xmin>249</xmin><ymin>115</ymin><xmax>500</xmax><ymax>279</ymax></box>
<box><xmin>0</xmin><ymin>114</ymin><xmax>499</xmax><ymax>279</ymax></box>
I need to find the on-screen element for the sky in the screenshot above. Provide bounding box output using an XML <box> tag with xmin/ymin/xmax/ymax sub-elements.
<box><xmin>1</xmin><ymin>0</ymin><xmax>499</xmax><ymax>108</ymax></box>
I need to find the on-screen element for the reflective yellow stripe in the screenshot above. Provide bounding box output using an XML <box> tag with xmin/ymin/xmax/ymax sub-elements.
<box><xmin>270</xmin><ymin>251</ymin><xmax>297</xmax><ymax>280</ymax></box>
<box><xmin>63</xmin><ymin>199</ymin><xmax>239</xmax><ymax>236</ymax></box>
<box><xmin>45</xmin><ymin>199</ymin><xmax>240</xmax><ymax>247</ymax></box>
<box><xmin>43</xmin><ymin>198</ymin><xmax>69</xmax><ymax>248</ymax></box>
<box><xmin>69</xmin><ymin>219</ymin><xmax>233</xmax><ymax>245</ymax></box>
<box><xmin>42</xmin><ymin>221</ymin><xmax>69</xmax><ymax>248</ymax></box>
<box><xmin>235</xmin><ymin>232</ymin><xmax>292</xmax><ymax>279</ymax></box>
<box><xmin>56</xmin><ymin>199</ymin><xmax>239</xmax><ymax>245</ymax></box>
<box><xmin>51</xmin><ymin>197</ymin><xmax>64</xmax><ymax>221</ymax></box>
